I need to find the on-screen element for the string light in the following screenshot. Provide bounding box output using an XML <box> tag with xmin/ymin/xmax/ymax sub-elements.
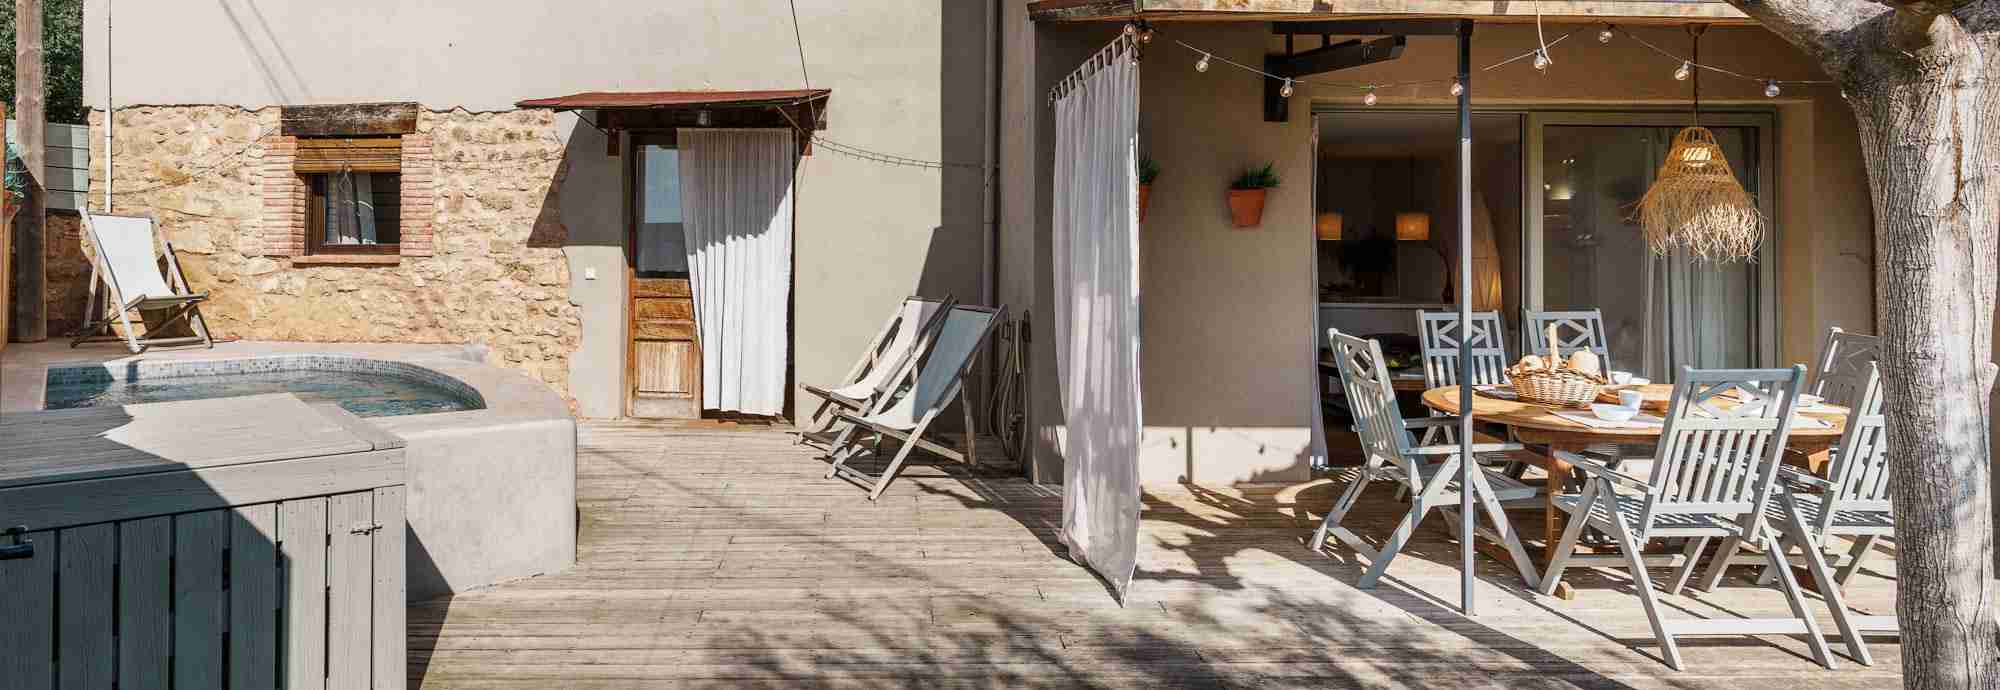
<box><xmin>1674</xmin><ymin>61</ymin><xmax>1693</xmax><ymax>81</ymax></box>
<box><xmin>1138</xmin><ymin>26</ymin><xmax>1155</xmax><ymax>44</ymax></box>
<box><xmin>1449</xmin><ymin>79</ymin><xmax>1464</xmax><ymax>97</ymax></box>
<box><xmin>1598</xmin><ymin>25</ymin><xmax>1615</xmax><ymax>44</ymax></box>
<box><xmin>1764</xmin><ymin>80</ymin><xmax>1782</xmax><ymax>97</ymax></box>
<box><xmin>1532</xmin><ymin>50</ymin><xmax>1551</xmax><ymax>72</ymax></box>
<box><xmin>1195</xmin><ymin>52</ymin><xmax>1210</xmax><ymax>72</ymax></box>
<box><xmin>1362</xmin><ymin>88</ymin><xmax>1378</xmax><ymax>106</ymax></box>
<box><xmin>1279</xmin><ymin>78</ymin><xmax>1295</xmax><ymax>98</ymax></box>
<box><xmin>1122</xmin><ymin>23</ymin><xmax>1137</xmax><ymax>36</ymax></box>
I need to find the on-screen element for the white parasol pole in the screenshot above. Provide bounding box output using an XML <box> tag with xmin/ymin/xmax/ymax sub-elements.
<box><xmin>1455</xmin><ymin>18</ymin><xmax>1478</xmax><ymax>616</ymax></box>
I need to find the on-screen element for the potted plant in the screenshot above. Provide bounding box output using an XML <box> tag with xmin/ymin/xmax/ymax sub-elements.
<box><xmin>1137</xmin><ymin>157</ymin><xmax>1160</xmax><ymax>223</ymax></box>
<box><xmin>1227</xmin><ymin>163</ymin><xmax>1279</xmax><ymax>228</ymax></box>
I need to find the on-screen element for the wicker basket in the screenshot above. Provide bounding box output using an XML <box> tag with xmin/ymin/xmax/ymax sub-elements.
<box><xmin>1513</xmin><ymin>369</ymin><xmax>1603</xmax><ymax>407</ymax></box>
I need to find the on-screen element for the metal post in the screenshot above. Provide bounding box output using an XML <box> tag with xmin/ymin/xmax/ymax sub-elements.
<box><xmin>1455</xmin><ymin>18</ymin><xmax>1477</xmax><ymax>616</ymax></box>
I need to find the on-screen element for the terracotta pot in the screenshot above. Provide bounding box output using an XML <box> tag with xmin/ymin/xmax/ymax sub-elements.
<box><xmin>1226</xmin><ymin>188</ymin><xmax>1267</xmax><ymax>228</ymax></box>
<box><xmin>1137</xmin><ymin>184</ymin><xmax>1152</xmax><ymax>223</ymax></box>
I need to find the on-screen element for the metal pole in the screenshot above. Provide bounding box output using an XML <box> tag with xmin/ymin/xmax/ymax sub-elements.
<box><xmin>1455</xmin><ymin>18</ymin><xmax>1477</xmax><ymax>616</ymax></box>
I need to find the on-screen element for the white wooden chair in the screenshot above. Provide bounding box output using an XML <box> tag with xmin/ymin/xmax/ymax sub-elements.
<box><xmin>1310</xmin><ymin>329</ymin><xmax>1541</xmax><ymax>590</ymax></box>
<box><xmin>1808</xmin><ymin>327</ymin><xmax>1880</xmax><ymax>410</ymax></box>
<box><xmin>1753</xmin><ymin>360</ymin><xmax>1897</xmax><ymax>663</ymax></box>
<box><xmin>70</xmin><ymin>213</ymin><xmax>214</xmax><ymax>353</ymax></box>
<box><xmin>1525</xmin><ymin>309</ymin><xmax>1610</xmax><ymax>369</ymax></box>
<box><xmin>1415</xmin><ymin>310</ymin><xmax>1511</xmax><ymax>450</ymax></box>
<box><xmin>1536</xmin><ymin>365</ymin><xmax>1858</xmax><ymax>670</ymax></box>
<box><xmin>823</xmin><ymin>304</ymin><xmax>1006</xmax><ymax>500</ymax></box>
<box><xmin>796</xmin><ymin>295</ymin><xmax>954</xmax><ymax>447</ymax></box>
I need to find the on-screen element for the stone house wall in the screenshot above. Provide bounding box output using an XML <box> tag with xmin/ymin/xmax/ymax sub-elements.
<box><xmin>73</xmin><ymin>106</ymin><xmax>581</xmax><ymax>402</ymax></box>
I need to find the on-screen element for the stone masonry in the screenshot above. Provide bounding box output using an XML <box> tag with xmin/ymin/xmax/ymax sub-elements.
<box><xmin>78</xmin><ymin>106</ymin><xmax>581</xmax><ymax>402</ymax></box>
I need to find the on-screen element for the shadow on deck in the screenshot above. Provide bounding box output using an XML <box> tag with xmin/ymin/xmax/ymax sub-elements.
<box><xmin>409</xmin><ymin>422</ymin><xmax>1902</xmax><ymax>688</ymax></box>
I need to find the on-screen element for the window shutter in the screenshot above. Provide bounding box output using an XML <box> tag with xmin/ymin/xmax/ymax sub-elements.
<box><xmin>295</xmin><ymin>137</ymin><xmax>403</xmax><ymax>173</ymax></box>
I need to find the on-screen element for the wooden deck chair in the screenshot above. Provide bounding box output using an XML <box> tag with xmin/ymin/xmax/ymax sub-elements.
<box><xmin>1414</xmin><ymin>310</ymin><xmax>1510</xmax><ymax>448</ymax></box>
<box><xmin>1310</xmin><ymin>329</ymin><xmax>1541</xmax><ymax>590</ymax></box>
<box><xmin>1752</xmin><ymin>361</ymin><xmax>1897</xmax><ymax>662</ymax></box>
<box><xmin>795</xmin><ymin>295</ymin><xmax>955</xmax><ymax>447</ymax></box>
<box><xmin>1536</xmin><ymin>365</ymin><xmax>1856</xmax><ymax>671</ymax></box>
<box><xmin>70</xmin><ymin>213</ymin><xmax>213</xmax><ymax>353</ymax></box>
<box><xmin>823</xmin><ymin>304</ymin><xmax>1007</xmax><ymax>500</ymax></box>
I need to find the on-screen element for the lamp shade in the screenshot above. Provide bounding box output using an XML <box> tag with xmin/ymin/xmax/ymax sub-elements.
<box><xmin>1316</xmin><ymin>212</ymin><xmax>1343</xmax><ymax>240</ymax></box>
<box><xmin>1395</xmin><ymin>212</ymin><xmax>1430</xmax><ymax>241</ymax></box>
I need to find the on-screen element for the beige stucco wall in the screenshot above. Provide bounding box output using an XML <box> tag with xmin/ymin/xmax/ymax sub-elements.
<box><xmin>1009</xmin><ymin>20</ymin><xmax>1876</xmax><ymax>486</ymax></box>
<box><xmin>83</xmin><ymin>1</ymin><xmax>994</xmax><ymax>420</ymax></box>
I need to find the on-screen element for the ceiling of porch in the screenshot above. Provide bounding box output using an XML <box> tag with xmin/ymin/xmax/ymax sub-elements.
<box><xmin>1026</xmin><ymin>0</ymin><xmax>1753</xmax><ymax>25</ymax></box>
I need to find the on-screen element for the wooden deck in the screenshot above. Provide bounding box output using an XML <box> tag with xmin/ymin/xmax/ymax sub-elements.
<box><xmin>410</xmin><ymin>422</ymin><xmax>1903</xmax><ymax>688</ymax></box>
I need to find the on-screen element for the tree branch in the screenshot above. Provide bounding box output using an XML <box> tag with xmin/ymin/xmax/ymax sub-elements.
<box><xmin>1722</xmin><ymin>0</ymin><xmax>1887</xmax><ymax>56</ymax></box>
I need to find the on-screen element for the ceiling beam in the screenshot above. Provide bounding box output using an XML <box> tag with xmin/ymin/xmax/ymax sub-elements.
<box><xmin>1263</xmin><ymin>35</ymin><xmax>1406</xmax><ymax>122</ymax></box>
<box><xmin>1272</xmin><ymin>20</ymin><xmax>1462</xmax><ymax>36</ymax></box>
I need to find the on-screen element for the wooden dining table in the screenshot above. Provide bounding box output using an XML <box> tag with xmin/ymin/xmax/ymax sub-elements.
<box><xmin>1420</xmin><ymin>384</ymin><xmax>1850</xmax><ymax>572</ymax></box>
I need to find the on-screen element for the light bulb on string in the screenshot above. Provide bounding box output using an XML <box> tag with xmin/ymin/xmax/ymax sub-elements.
<box><xmin>1598</xmin><ymin>25</ymin><xmax>1614</xmax><ymax>43</ymax></box>
<box><xmin>1764</xmin><ymin>80</ymin><xmax>1781</xmax><ymax>98</ymax></box>
<box><xmin>1279</xmin><ymin>79</ymin><xmax>1294</xmax><ymax>98</ymax></box>
<box><xmin>1122</xmin><ymin>23</ymin><xmax>1137</xmax><ymax>36</ymax></box>
<box><xmin>1532</xmin><ymin>50</ymin><xmax>1551</xmax><ymax>72</ymax></box>
<box><xmin>1138</xmin><ymin>26</ymin><xmax>1154</xmax><ymax>43</ymax></box>
<box><xmin>1362</xmin><ymin>88</ymin><xmax>1378</xmax><ymax>106</ymax></box>
<box><xmin>1195</xmin><ymin>52</ymin><xmax>1210</xmax><ymax>73</ymax></box>
<box><xmin>1674</xmin><ymin>61</ymin><xmax>1692</xmax><ymax>81</ymax></box>
<box><xmin>1449</xmin><ymin>79</ymin><xmax>1464</xmax><ymax>97</ymax></box>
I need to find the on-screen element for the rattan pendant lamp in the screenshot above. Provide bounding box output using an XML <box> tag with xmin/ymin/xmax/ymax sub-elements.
<box><xmin>1635</xmin><ymin>24</ymin><xmax>1763</xmax><ymax>262</ymax></box>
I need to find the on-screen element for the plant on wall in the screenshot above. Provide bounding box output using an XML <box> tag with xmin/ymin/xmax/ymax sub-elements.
<box><xmin>1229</xmin><ymin>162</ymin><xmax>1280</xmax><ymax>190</ymax></box>
<box><xmin>1226</xmin><ymin>162</ymin><xmax>1278</xmax><ymax>228</ymax></box>
<box><xmin>1137</xmin><ymin>157</ymin><xmax>1160</xmax><ymax>223</ymax></box>
<box><xmin>3</xmin><ymin>143</ymin><xmax>22</xmax><ymax>211</ymax></box>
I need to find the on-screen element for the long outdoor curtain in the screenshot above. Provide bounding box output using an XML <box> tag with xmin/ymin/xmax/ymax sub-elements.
<box><xmin>677</xmin><ymin>128</ymin><xmax>796</xmax><ymax>415</ymax></box>
<box><xmin>1051</xmin><ymin>37</ymin><xmax>1144</xmax><ymax>601</ymax></box>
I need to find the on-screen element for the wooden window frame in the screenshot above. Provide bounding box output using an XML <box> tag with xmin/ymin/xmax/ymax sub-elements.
<box><xmin>299</xmin><ymin>136</ymin><xmax>403</xmax><ymax>257</ymax></box>
<box><xmin>303</xmin><ymin>172</ymin><xmax>402</xmax><ymax>256</ymax></box>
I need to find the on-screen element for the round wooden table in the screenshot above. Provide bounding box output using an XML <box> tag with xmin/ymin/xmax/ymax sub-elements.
<box><xmin>1421</xmin><ymin>384</ymin><xmax>1848</xmax><ymax>569</ymax></box>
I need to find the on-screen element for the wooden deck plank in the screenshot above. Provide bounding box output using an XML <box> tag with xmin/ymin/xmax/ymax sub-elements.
<box><xmin>411</xmin><ymin>422</ymin><xmax>1903</xmax><ymax>687</ymax></box>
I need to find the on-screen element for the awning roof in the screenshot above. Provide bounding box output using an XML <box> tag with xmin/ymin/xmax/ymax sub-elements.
<box><xmin>515</xmin><ymin>89</ymin><xmax>831</xmax><ymax>111</ymax></box>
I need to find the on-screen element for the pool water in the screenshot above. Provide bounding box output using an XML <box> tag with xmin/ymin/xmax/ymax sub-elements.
<box><xmin>45</xmin><ymin>369</ymin><xmax>481</xmax><ymax>418</ymax></box>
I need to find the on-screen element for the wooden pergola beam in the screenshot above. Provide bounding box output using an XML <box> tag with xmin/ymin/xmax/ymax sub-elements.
<box><xmin>11</xmin><ymin>0</ymin><xmax>45</xmax><ymax>343</ymax></box>
<box><xmin>1273</xmin><ymin>19</ymin><xmax>1462</xmax><ymax>35</ymax></box>
<box><xmin>1264</xmin><ymin>34</ymin><xmax>1405</xmax><ymax>122</ymax></box>
<box><xmin>1025</xmin><ymin>0</ymin><xmax>1753</xmax><ymax>25</ymax></box>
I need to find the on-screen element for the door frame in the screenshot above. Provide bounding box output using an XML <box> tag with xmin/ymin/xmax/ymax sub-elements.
<box><xmin>623</xmin><ymin>130</ymin><xmax>701</xmax><ymax>419</ymax></box>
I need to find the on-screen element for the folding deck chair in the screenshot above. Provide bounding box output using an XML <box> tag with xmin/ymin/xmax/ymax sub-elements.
<box><xmin>1311</xmin><ymin>329</ymin><xmax>1542</xmax><ymax>590</ymax></box>
<box><xmin>70</xmin><ymin>213</ymin><xmax>214</xmax><ymax>353</ymax></box>
<box><xmin>796</xmin><ymin>295</ymin><xmax>954</xmax><ymax>447</ymax></box>
<box><xmin>823</xmin><ymin>304</ymin><xmax>1007</xmax><ymax>500</ymax></box>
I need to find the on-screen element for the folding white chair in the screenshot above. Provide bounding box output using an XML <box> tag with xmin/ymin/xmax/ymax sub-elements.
<box><xmin>1525</xmin><ymin>309</ymin><xmax>1610</xmax><ymax>368</ymax></box>
<box><xmin>70</xmin><ymin>213</ymin><xmax>214</xmax><ymax>353</ymax></box>
<box><xmin>796</xmin><ymin>295</ymin><xmax>954</xmax><ymax>446</ymax></box>
<box><xmin>1537</xmin><ymin>365</ymin><xmax>1859</xmax><ymax>670</ymax></box>
<box><xmin>1414</xmin><ymin>310</ymin><xmax>1510</xmax><ymax>448</ymax></box>
<box><xmin>1310</xmin><ymin>329</ymin><xmax>1541</xmax><ymax>590</ymax></box>
<box><xmin>1755</xmin><ymin>360</ymin><xmax>1897</xmax><ymax>662</ymax></box>
<box><xmin>1807</xmin><ymin>326</ymin><xmax>1880</xmax><ymax>410</ymax></box>
<box><xmin>824</xmin><ymin>304</ymin><xmax>1007</xmax><ymax>500</ymax></box>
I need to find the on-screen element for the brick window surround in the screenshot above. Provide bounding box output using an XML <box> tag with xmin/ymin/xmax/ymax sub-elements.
<box><xmin>263</xmin><ymin>132</ymin><xmax>434</xmax><ymax>263</ymax></box>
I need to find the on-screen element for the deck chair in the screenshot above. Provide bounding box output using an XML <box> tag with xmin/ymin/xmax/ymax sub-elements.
<box><xmin>823</xmin><ymin>304</ymin><xmax>1007</xmax><ymax>500</ymax></box>
<box><xmin>796</xmin><ymin>295</ymin><xmax>954</xmax><ymax>446</ymax></box>
<box><xmin>70</xmin><ymin>213</ymin><xmax>214</xmax><ymax>353</ymax></box>
<box><xmin>1310</xmin><ymin>329</ymin><xmax>1541</xmax><ymax>590</ymax></box>
<box><xmin>1807</xmin><ymin>327</ymin><xmax>1880</xmax><ymax>409</ymax></box>
<box><xmin>1414</xmin><ymin>310</ymin><xmax>1510</xmax><ymax>448</ymax></box>
<box><xmin>1753</xmin><ymin>361</ymin><xmax>1897</xmax><ymax>662</ymax></box>
<box><xmin>1536</xmin><ymin>365</ymin><xmax>1858</xmax><ymax>671</ymax></box>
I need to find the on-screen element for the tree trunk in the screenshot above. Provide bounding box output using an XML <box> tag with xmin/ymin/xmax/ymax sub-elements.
<box><xmin>1842</xmin><ymin>15</ymin><xmax>2000</xmax><ymax>689</ymax></box>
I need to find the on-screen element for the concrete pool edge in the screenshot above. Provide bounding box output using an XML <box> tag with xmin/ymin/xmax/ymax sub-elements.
<box><xmin>0</xmin><ymin>342</ymin><xmax>577</xmax><ymax>602</ymax></box>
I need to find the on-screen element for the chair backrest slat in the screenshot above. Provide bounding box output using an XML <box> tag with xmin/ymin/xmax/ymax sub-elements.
<box><xmin>848</xmin><ymin>297</ymin><xmax>949</xmax><ymax>395</ymax></box>
<box><xmin>1824</xmin><ymin>362</ymin><xmax>1892</xmax><ymax>519</ymax></box>
<box><xmin>1416</xmin><ymin>311</ymin><xmax>1510</xmax><ymax>388</ymax></box>
<box><xmin>1328</xmin><ymin>329</ymin><xmax>1416</xmax><ymax>473</ymax></box>
<box><xmin>1640</xmin><ymin>366</ymin><xmax>1807</xmax><ymax>542</ymax></box>
<box><xmin>1525</xmin><ymin>309</ymin><xmax>1611</xmax><ymax>372</ymax></box>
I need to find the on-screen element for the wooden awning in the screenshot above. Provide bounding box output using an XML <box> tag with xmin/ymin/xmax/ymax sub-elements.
<box><xmin>1027</xmin><ymin>0</ymin><xmax>1751</xmax><ymax>24</ymax></box>
<box><xmin>514</xmin><ymin>89</ymin><xmax>830</xmax><ymax>111</ymax></box>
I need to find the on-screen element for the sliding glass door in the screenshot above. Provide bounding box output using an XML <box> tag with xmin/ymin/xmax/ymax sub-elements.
<box><xmin>1526</xmin><ymin>112</ymin><xmax>1777</xmax><ymax>380</ymax></box>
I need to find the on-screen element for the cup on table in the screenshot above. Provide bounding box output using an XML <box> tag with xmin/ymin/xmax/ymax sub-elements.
<box><xmin>1610</xmin><ymin>370</ymin><xmax>1634</xmax><ymax>385</ymax></box>
<box><xmin>1617</xmin><ymin>390</ymin><xmax>1645</xmax><ymax>410</ymax></box>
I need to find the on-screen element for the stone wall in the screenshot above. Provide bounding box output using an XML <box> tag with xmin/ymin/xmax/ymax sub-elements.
<box><xmin>43</xmin><ymin>212</ymin><xmax>90</xmax><ymax>336</ymax></box>
<box><xmin>76</xmin><ymin>106</ymin><xmax>581</xmax><ymax>402</ymax></box>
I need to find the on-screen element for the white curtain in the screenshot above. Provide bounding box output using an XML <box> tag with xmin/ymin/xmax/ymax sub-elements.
<box><xmin>678</xmin><ymin>128</ymin><xmax>796</xmax><ymax>415</ymax></box>
<box><xmin>1052</xmin><ymin>39</ymin><xmax>1143</xmax><ymax>601</ymax></box>
<box><xmin>326</xmin><ymin>170</ymin><xmax>377</xmax><ymax>245</ymax></box>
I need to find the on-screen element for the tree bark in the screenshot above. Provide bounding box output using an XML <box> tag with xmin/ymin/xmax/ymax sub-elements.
<box><xmin>1719</xmin><ymin>2</ymin><xmax>2000</xmax><ymax>687</ymax></box>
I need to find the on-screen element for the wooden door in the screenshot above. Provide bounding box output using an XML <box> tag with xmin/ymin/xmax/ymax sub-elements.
<box><xmin>629</xmin><ymin>276</ymin><xmax>700</xmax><ymax>418</ymax></box>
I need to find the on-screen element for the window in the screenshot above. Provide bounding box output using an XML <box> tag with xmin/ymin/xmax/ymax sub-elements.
<box><xmin>633</xmin><ymin>137</ymin><xmax>689</xmax><ymax>277</ymax></box>
<box><xmin>297</xmin><ymin>136</ymin><xmax>404</xmax><ymax>256</ymax></box>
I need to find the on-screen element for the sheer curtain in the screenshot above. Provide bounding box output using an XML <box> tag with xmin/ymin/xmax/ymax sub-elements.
<box><xmin>326</xmin><ymin>170</ymin><xmax>377</xmax><ymax>244</ymax></box>
<box><xmin>1052</xmin><ymin>37</ymin><xmax>1143</xmax><ymax>600</ymax></box>
<box><xmin>677</xmin><ymin>128</ymin><xmax>796</xmax><ymax>415</ymax></box>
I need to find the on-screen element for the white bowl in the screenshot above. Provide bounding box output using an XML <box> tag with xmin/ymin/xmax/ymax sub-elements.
<box><xmin>1610</xmin><ymin>371</ymin><xmax>1634</xmax><ymax>385</ymax></box>
<box><xmin>1590</xmin><ymin>403</ymin><xmax>1639</xmax><ymax>422</ymax></box>
<box><xmin>1627</xmin><ymin>377</ymin><xmax>1652</xmax><ymax>386</ymax></box>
